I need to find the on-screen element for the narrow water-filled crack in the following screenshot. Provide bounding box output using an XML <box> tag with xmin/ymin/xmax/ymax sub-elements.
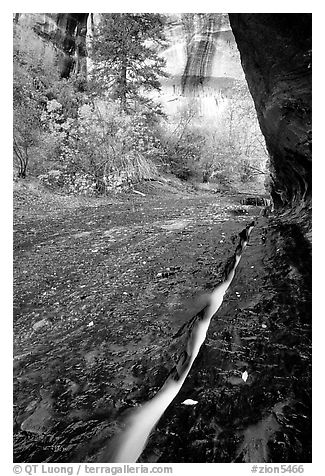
<box><xmin>101</xmin><ymin>221</ymin><xmax>255</xmax><ymax>462</ymax></box>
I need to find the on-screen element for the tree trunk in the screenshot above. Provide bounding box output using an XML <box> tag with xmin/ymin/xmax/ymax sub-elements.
<box><xmin>120</xmin><ymin>63</ymin><xmax>127</xmax><ymax>110</ymax></box>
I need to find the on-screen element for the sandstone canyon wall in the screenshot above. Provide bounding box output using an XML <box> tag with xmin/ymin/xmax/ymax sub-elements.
<box><xmin>18</xmin><ymin>13</ymin><xmax>89</xmax><ymax>78</ymax></box>
<box><xmin>229</xmin><ymin>14</ymin><xmax>312</xmax><ymax>208</ymax></box>
<box><xmin>157</xmin><ymin>13</ymin><xmax>245</xmax><ymax>119</ymax></box>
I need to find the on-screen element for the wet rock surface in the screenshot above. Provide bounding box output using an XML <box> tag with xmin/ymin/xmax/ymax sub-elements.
<box><xmin>13</xmin><ymin>191</ymin><xmax>311</xmax><ymax>462</ymax></box>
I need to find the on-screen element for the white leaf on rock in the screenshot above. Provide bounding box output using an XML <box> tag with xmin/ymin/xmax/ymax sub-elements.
<box><xmin>242</xmin><ymin>371</ymin><xmax>248</xmax><ymax>382</ymax></box>
<box><xmin>181</xmin><ymin>399</ymin><xmax>198</xmax><ymax>406</ymax></box>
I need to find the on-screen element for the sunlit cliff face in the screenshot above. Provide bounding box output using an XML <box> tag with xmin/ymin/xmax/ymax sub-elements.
<box><xmin>156</xmin><ymin>13</ymin><xmax>245</xmax><ymax>119</ymax></box>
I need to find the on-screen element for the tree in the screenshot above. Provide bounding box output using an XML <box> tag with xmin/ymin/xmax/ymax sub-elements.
<box><xmin>90</xmin><ymin>14</ymin><xmax>167</xmax><ymax>111</ymax></box>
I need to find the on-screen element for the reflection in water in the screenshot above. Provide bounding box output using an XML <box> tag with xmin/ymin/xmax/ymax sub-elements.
<box><xmin>106</xmin><ymin>223</ymin><xmax>254</xmax><ymax>463</ymax></box>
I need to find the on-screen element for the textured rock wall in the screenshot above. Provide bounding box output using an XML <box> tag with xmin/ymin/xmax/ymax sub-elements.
<box><xmin>158</xmin><ymin>14</ymin><xmax>245</xmax><ymax>121</ymax></box>
<box><xmin>54</xmin><ymin>13</ymin><xmax>89</xmax><ymax>78</ymax></box>
<box><xmin>229</xmin><ymin>14</ymin><xmax>312</xmax><ymax>208</ymax></box>
<box><xmin>162</xmin><ymin>13</ymin><xmax>243</xmax><ymax>97</ymax></box>
<box><xmin>25</xmin><ymin>13</ymin><xmax>89</xmax><ymax>78</ymax></box>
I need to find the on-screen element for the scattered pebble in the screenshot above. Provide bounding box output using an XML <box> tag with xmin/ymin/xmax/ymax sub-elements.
<box><xmin>261</xmin><ymin>323</ymin><xmax>267</xmax><ymax>329</ymax></box>
<box><xmin>87</xmin><ymin>321</ymin><xmax>94</xmax><ymax>327</ymax></box>
<box><xmin>32</xmin><ymin>319</ymin><xmax>50</xmax><ymax>331</ymax></box>
<box><xmin>25</xmin><ymin>400</ymin><xmax>38</xmax><ymax>412</ymax></box>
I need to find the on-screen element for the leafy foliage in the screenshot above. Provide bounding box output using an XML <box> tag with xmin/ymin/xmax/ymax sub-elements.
<box><xmin>13</xmin><ymin>23</ymin><xmax>57</xmax><ymax>177</ymax></box>
<box><xmin>160</xmin><ymin>82</ymin><xmax>268</xmax><ymax>189</ymax></box>
<box><xmin>52</xmin><ymin>101</ymin><xmax>160</xmax><ymax>193</ymax></box>
<box><xmin>13</xmin><ymin>16</ymin><xmax>167</xmax><ymax>188</ymax></box>
<box><xmin>13</xmin><ymin>22</ymin><xmax>85</xmax><ymax>178</ymax></box>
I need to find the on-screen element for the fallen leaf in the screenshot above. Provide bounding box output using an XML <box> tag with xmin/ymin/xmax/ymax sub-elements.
<box><xmin>182</xmin><ymin>399</ymin><xmax>198</xmax><ymax>406</ymax></box>
<box><xmin>242</xmin><ymin>371</ymin><xmax>248</xmax><ymax>382</ymax></box>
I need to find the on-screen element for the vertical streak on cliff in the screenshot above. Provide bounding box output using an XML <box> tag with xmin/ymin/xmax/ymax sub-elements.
<box><xmin>74</xmin><ymin>14</ymin><xmax>89</xmax><ymax>78</ymax></box>
<box><xmin>181</xmin><ymin>14</ymin><xmax>219</xmax><ymax>94</ymax></box>
<box><xmin>31</xmin><ymin>13</ymin><xmax>89</xmax><ymax>79</ymax></box>
<box><xmin>54</xmin><ymin>13</ymin><xmax>89</xmax><ymax>79</ymax></box>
